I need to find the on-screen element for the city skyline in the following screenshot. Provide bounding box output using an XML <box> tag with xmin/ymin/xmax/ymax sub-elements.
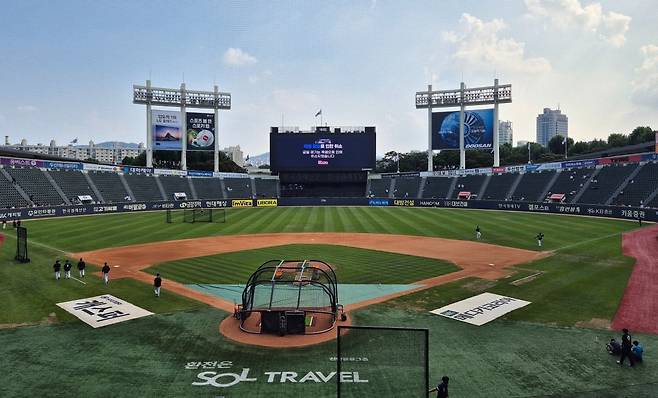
<box><xmin>0</xmin><ymin>1</ymin><xmax>656</xmax><ymax>158</ymax></box>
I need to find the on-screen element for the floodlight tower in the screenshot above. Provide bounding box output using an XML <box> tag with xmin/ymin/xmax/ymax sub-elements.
<box><xmin>415</xmin><ymin>79</ymin><xmax>512</xmax><ymax>170</ymax></box>
<box><xmin>133</xmin><ymin>80</ymin><xmax>231</xmax><ymax>171</ymax></box>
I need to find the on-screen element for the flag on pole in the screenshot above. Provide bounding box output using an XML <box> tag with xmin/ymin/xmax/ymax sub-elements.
<box><xmin>70</xmin><ymin>138</ymin><xmax>78</xmax><ymax>144</ymax></box>
<box><xmin>314</xmin><ymin>109</ymin><xmax>322</xmax><ymax>117</ymax></box>
<box><xmin>562</xmin><ymin>138</ymin><xmax>566</xmax><ymax>145</ymax></box>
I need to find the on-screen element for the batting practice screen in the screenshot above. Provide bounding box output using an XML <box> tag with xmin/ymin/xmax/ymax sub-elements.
<box><xmin>15</xmin><ymin>226</ymin><xmax>30</xmax><ymax>263</ymax></box>
<box><xmin>165</xmin><ymin>208</ymin><xmax>225</xmax><ymax>223</ymax></box>
<box><xmin>269</xmin><ymin>130</ymin><xmax>376</xmax><ymax>172</ymax></box>
<box><xmin>337</xmin><ymin>326</ymin><xmax>429</xmax><ymax>397</ymax></box>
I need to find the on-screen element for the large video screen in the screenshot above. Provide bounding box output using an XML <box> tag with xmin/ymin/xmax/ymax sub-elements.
<box><xmin>270</xmin><ymin>131</ymin><xmax>376</xmax><ymax>172</ymax></box>
<box><xmin>431</xmin><ymin>109</ymin><xmax>494</xmax><ymax>150</ymax></box>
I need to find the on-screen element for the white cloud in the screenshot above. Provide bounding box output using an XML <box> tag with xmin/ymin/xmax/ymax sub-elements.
<box><xmin>17</xmin><ymin>105</ymin><xmax>38</xmax><ymax>112</ymax></box>
<box><xmin>222</xmin><ymin>47</ymin><xmax>258</xmax><ymax>66</ymax></box>
<box><xmin>632</xmin><ymin>44</ymin><xmax>658</xmax><ymax>106</ymax></box>
<box><xmin>442</xmin><ymin>13</ymin><xmax>551</xmax><ymax>74</ymax></box>
<box><xmin>524</xmin><ymin>0</ymin><xmax>631</xmax><ymax>47</ymax></box>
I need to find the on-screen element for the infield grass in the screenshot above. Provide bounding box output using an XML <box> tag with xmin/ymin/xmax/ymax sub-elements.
<box><xmin>145</xmin><ymin>244</ymin><xmax>459</xmax><ymax>284</ymax></box>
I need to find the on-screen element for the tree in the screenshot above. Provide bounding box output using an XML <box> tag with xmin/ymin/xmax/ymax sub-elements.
<box><xmin>628</xmin><ymin>126</ymin><xmax>654</xmax><ymax>145</ymax></box>
<box><xmin>607</xmin><ymin>133</ymin><xmax>629</xmax><ymax>148</ymax></box>
<box><xmin>547</xmin><ymin>135</ymin><xmax>572</xmax><ymax>155</ymax></box>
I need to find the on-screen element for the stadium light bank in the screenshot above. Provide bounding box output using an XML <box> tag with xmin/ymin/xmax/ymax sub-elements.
<box><xmin>416</xmin><ymin>80</ymin><xmax>512</xmax><ymax>170</ymax></box>
<box><xmin>133</xmin><ymin>80</ymin><xmax>231</xmax><ymax>171</ymax></box>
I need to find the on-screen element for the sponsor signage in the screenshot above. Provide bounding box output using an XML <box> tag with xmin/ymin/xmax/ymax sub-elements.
<box><xmin>188</xmin><ymin>170</ymin><xmax>213</xmax><ymax>177</ymax></box>
<box><xmin>393</xmin><ymin>199</ymin><xmax>415</xmax><ymax>207</ymax></box>
<box><xmin>368</xmin><ymin>199</ymin><xmax>390</xmax><ymax>206</ymax></box>
<box><xmin>154</xmin><ymin>168</ymin><xmax>187</xmax><ymax>176</ymax></box>
<box><xmin>186</xmin><ymin>112</ymin><xmax>215</xmax><ymax>151</ymax></box>
<box><xmin>186</xmin><ymin>361</ymin><xmax>368</xmax><ymax>389</ymax></box>
<box><xmin>562</xmin><ymin>159</ymin><xmax>597</xmax><ymax>169</ymax></box>
<box><xmin>214</xmin><ymin>172</ymin><xmax>250</xmax><ymax>178</ymax></box>
<box><xmin>256</xmin><ymin>199</ymin><xmax>278</xmax><ymax>207</ymax></box>
<box><xmin>232</xmin><ymin>199</ymin><xmax>253</xmax><ymax>208</ymax></box>
<box><xmin>430</xmin><ymin>292</ymin><xmax>531</xmax><ymax>326</ymax></box>
<box><xmin>0</xmin><ymin>157</ymin><xmax>44</xmax><ymax>167</ymax></box>
<box><xmin>152</xmin><ymin>109</ymin><xmax>182</xmax><ymax>151</ymax></box>
<box><xmin>56</xmin><ymin>295</ymin><xmax>153</xmax><ymax>328</ymax></box>
<box><xmin>43</xmin><ymin>160</ymin><xmax>83</xmax><ymax>170</ymax></box>
<box><xmin>432</xmin><ymin>109</ymin><xmax>494</xmax><ymax>150</ymax></box>
<box><xmin>122</xmin><ymin>166</ymin><xmax>153</xmax><ymax>174</ymax></box>
<box><xmin>84</xmin><ymin>163</ymin><xmax>121</xmax><ymax>172</ymax></box>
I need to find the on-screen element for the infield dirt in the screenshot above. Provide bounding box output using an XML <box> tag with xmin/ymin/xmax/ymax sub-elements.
<box><xmin>75</xmin><ymin>232</ymin><xmax>548</xmax><ymax>347</ymax></box>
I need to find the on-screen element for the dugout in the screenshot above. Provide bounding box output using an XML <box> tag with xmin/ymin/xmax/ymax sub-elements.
<box><xmin>237</xmin><ymin>260</ymin><xmax>343</xmax><ymax>336</ymax></box>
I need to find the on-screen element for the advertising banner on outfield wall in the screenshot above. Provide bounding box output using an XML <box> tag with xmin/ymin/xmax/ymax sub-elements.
<box><xmin>232</xmin><ymin>199</ymin><xmax>253</xmax><ymax>208</ymax></box>
<box><xmin>432</xmin><ymin>109</ymin><xmax>494</xmax><ymax>150</ymax></box>
<box><xmin>256</xmin><ymin>199</ymin><xmax>277</xmax><ymax>207</ymax></box>
<box><xmin>430</xmin><ymin>293</ymin><xmax>531</xmax><ymax>326</ymax></box>
<box><xmin>152</xmin><ymin>110</ymin><xmax>182</xmax><ymax>151</ymax></box>
<box><xmin>186</xmin><ymin>112</ymin><xmax>215</xmax><ymax>151</ymax></box>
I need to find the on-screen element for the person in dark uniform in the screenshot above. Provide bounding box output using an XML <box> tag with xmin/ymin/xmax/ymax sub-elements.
<box><xmin>617</xmin><ymin>328</ymin><xmax>635</xmax><ymax>367</ymax></box>
<box><xmin>101</xmin><ymin>262</ymin><xmax>111</xmax><ymax>285</ymax></box>
<box><xmin>77</xmin><ymin>258</ymin><xmax>86</xmax><ymax>278</ymax></box>
<box><xmin>53</xmin><ymin>260</ymin><xmax>61</xmax><ymax>280</ymax></box>
<box><xmin>153</xmin><ymin>273</ymin><xmax>162</xmax><ymax>297</ymax></box>
<box><xmin>475</xmin><ymin>225</ymin><xmax>481</xmax><ymax>240</ymax></box>
<box><xmin>63</xmin><ymin>260</ymin><xmax>72</xmax><ymax>279</ymax></box>
<box><xmin>429</xmin><ymin>376</ymin><xmax>449</xmax><ymax>397</ymax></box>
<box><xmin>536</xmin><ymin>232</ymin><xmax>545</xmax><ymax>247</ymax></box>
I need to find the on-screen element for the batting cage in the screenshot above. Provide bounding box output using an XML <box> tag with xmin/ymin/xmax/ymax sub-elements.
<box><xmin>237</xmin><ymin>260</ymin><xmax>344</xmax><ymax>336</ymax></box>
<box><xmin>165</xmin><ymin>208</ymin><xmax>225</xmax><ymax>223</ymax></box>
<box><xmin>337</xmin><ymin>326</ymin><xmax>429</xmax><ymax>397</ymax></box>
<box><xmin>14</xmin><ymin>226</ymin><xmax>30</xmax><ymax>263</ymax></box>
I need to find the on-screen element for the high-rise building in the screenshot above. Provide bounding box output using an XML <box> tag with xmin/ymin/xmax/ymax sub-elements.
<box><xmin>536</xmin><ymin>108</ymin><xmax>568</xmax><ymax>147</ymax></box>
<box><xmin>498</xmin><ymin>120</ymin><xmax>513</xmax><ymax>145</ymax></box>
<box><xmin>222</xmin><ymin>145</ymin><xmax>245</xmax><ymax>166</ymax></box>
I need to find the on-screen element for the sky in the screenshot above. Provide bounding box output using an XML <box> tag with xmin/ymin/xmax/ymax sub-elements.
<box><xmin>0</xmin><ymin>0</ymin><xmax>656</xmax><ymax>157</ymax></box>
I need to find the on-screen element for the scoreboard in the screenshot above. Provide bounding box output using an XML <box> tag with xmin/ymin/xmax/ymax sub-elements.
<box><xmin>269</xmin><ymin>128</ymin><xmax>376</xmax><ymax>172</ymax></box>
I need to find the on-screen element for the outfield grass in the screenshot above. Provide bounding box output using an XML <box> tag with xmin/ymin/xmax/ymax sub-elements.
<box><xmin>23</xmin><ymin>206</ymin><xmax>639</xmax><ymax>252</ymax></box>
<box><xmin>0</xmin><ymin>232</ymin><xmax>204</xmax><ymax>324</ymax></box>
<box><xmin>145</xmin><ymin>244</ymin><xmax>459</xmax><ymax>284</ymax></box>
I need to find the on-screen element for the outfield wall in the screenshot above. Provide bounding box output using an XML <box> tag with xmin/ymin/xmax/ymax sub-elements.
<box><xmin>1</xmin><ymin>197</ymin><xmax>655</xmax><ymax>222</ymax></box>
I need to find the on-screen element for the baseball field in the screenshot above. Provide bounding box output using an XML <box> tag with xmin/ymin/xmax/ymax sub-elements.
<box><xmin>1</xmin><ymin>206</ymin><xmax>657</xmax><ymax>397</ymax></box>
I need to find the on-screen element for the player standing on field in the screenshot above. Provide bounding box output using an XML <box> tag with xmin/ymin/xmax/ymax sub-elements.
<box><xmin>475</xmin><ymin>225</ymin><xmax>481</xmax><ymax>240</ymax></box>
<box><xmin>77</xmin><ymin>258</ymin><xmax>86</xmax><ymax>278</ymax></box>
<box><xmin>63</xmin><ymin>260</ymin><xmax>72</xmax><ymax>279</ymax></box>
<box><xmin>536</xmin><ymin>232</ymin><xmax>544</xmax><ymax>247</ymax></box>
<box><xmin>101</xmin><ymin>262</ymin><xmax>111</xmax><ymax>285</ymax></box>
<box><xmin>53</xmin><ymin>260</ymin><xmax>61</xmax><ymax>280</ymax></box>
<box><xmin>153</xmin><ymin>273</ymin><xmax>162</xmax><ymax>297</ymax></box>
<box><xmin>429</xmin><ymin>376</ymin><xmax>449</xmax><ymax>397</ymax></box>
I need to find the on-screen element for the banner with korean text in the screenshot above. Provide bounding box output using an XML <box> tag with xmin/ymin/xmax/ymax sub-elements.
<box><xmin>430</xmin><ymin>292</ymin><xmax>530</xmax><ymax>326</ymax></box>
<box><xmin>56</xmin><ymin>294</ymin><xmax>153</xmax><ymax>328</ymax></box>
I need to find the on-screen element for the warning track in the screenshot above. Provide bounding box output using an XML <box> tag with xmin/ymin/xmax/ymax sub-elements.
<box><xmin>612</xmin><ymin>224</ymin><xmax>658</xmax><ymax>334</ymax></box>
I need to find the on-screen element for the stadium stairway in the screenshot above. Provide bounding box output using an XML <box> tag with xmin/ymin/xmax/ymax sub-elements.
<box><xmin>605</xmin><ymin>162</ymin><xmax>644</xmax><ymax>206</ymax></box>
<box><xmin>219</xmin><ymin>178</ymin><xmax>228</xmax><ymax>199</ymax></box>
<box><xmin>187</xmin><ymin>178</ymin><xmax>199</xmax><ymax>200</ymax></box>
<box><xmin>417</xmin><ymin>177</ymin><xmax>426</xmax><ymax>198</ymax></box>
<box><xmin>154</xmin><ymin>176</ymin><xmax>168</xmax><ymax>200</ymax></box>
<box><xmin>539</xmin><ymin>170</ymin><xmax>561</xmax><ymax>202</ymax></box>
<box><xmin>446</xmin><ymin>177</ymin><xmax>458</xmax><ymax>199</ymax></box>
<box><xmin>42</xmin><ymin>170</ymin><xmax>71</xmax><ymax>205</ymax></box>
<box><xmin>83</xmin><ymin>172</ymin><xmax>105</xmax><ymax>202</ymax></box>
<box><xmin>388</xmin><ymin>178</ymin><xmax>396</xmax><ymax>199</ymax></box>
<box><xmin>118</xmin><ymin>174</ymin><xmax>136</xmax><ymax>202</ymax></box>
<box><xmin>570</xmin><ymin>168</ymin><xmax>601</xmax><ymax>204</ymax></box>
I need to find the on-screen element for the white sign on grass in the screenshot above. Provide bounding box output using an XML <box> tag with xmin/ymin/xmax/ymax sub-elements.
<box><xmin>56</xmin><ymin>294</ymin><xmax>153</xmax><ymax>328</ymax></box>
<box><xmin>430</xmin><ymin>292</ymin><xmax>530</xmax><ymax>326</ymax></box>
